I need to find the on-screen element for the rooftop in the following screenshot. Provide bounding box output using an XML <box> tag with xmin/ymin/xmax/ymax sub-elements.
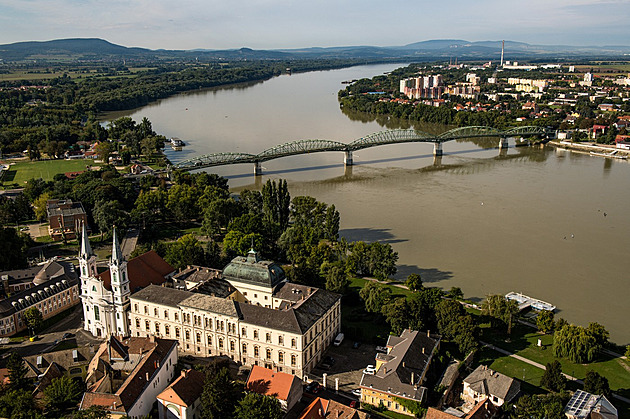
<box><xmin>463</xmin><ymin>365</ymin><xmax>520</xmax><ymax>404</ymax></box>
<box><xmin>157</xmin><ymin>369</ymin><xmax>205</xmax><ymax>407</ymax></box>
<box><xmin>246</xmin><ymin>365</ymin><xmax>300</xmax><ymax>402</ymax></box>
<box><xmin>222</xmin><ymin>250</ymin><xmax>286</xmax><ymax>290</ymax></box>
<box><xmin>97</xmin><ymin>250</ymin><xmax>174</xmax><ymax>292</ymax></box>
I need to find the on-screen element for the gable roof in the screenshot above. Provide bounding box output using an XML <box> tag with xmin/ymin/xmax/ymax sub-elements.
<box><xmin>246</xmin><ymin>365</ymin><xmax>299</xmax><ymax>402</ymax></box>
<box><xmin>157</xmin><ymin>369</ymin><xmax>205</xmax><ymax>407</ymax></box>
<box><xmin>360</xmin><ymin>329</ymin><xmax>440</xmax><ymax>402</ymax></box>
<box><xmin>464</xmin><ymin>365</ymin><xmax>520</xmax><ymax>403</ymax></box>
<box><xmin>98</xmin><ymin>251</ymin><xmax>174</xmax><ymax>292</ymax></box>
<box><xmin>298</xmin><ymin>397</ymin><xmax>368</xmax><ymax>419</ymax></box>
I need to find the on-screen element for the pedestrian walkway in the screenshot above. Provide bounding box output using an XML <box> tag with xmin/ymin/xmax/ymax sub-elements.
<box><xmin>480</xmin><ymin>341</ymin><xmax>630</xmax><ymax>405</ymax></box>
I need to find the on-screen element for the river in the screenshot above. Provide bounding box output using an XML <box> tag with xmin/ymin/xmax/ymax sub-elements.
<box><xmin>107</xmin><ymin>64</ymin><xmax>630</xmax><ymax>344</ymax></box>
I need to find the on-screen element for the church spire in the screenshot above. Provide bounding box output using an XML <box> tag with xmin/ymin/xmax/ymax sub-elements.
<box><xmin>111</xmin><ymin>226</ymin><xmax>123</xmax><ymax>265</ymax></box>
<box><xmin>79</xmin><ymin>222</ymin><xmax>93</xmax><ymax>258</ymax></box>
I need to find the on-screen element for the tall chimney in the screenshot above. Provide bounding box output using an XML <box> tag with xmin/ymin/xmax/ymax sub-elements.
<box><xmin>500</xmin><ymin>40</ymin><xmax>505</xmax><ymax>67</ymax></box>
<box><xmin>146</xmin><ymin>372</ymin><xmax>149</xmax><ymax>381</ymax></box>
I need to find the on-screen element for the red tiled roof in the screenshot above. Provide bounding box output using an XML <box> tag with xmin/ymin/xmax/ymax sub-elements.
<box><xmin>298</xmin><ymin>398</ymin><xmax>329</xmax><ymax>419</ymax></box>
<box><xmin>157</xmin><ymin>369</ymin><xmax>205</xmax><ymax>407</ymax></box>
<box><xmin>98</xmin><ymin>250</ymin><xmax>174</xmax><ymax>292</ymax></box>
<box><xmin>246</xmin><ymin>365</ymin><xmax>298</xmax><ymax>402</ymax></box>
<box><xmin>297</xmin><ymin>397</ymin><xmax>367</xmax><ymax>419</ymax></box>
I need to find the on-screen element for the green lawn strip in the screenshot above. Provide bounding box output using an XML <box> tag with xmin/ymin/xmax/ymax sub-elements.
<box><xmin>480</xmin><ymin>323</ymin><xmax>630</xmax><ymax>394</ymax></box>
<box><xmin>2</xmin><ymin>159</ymin><xmax>103</xmax><ymax>184</ymax></box>
<box><xmin>475</xmin><ymin>346</ymin><xmax>547</xmax><ymax>393</ymax></box>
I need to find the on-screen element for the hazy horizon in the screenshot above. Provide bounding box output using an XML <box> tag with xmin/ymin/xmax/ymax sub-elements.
<box><xmin>1</xmin><ymin>0</ymin><xmax>628</xmax><ymax>51</ymax></box>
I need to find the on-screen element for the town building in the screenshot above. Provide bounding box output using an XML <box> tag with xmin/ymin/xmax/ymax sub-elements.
<box><xmin>46</xmin><ymin>199</ymin><xmax>89</xmax><ymax>241</ymax></box>
<box><xmin>0</xmin><ymin>259</ymin><xmax>79</xmax><ymax>337</ymax></box>
<box><xmin>79</xmin><ymin>225</ymin><xmax>175</xmax><ymax>338</ymax></box>
<box><xmin>359</xmin><ymin>329</ymin><xmax>440</xmax><ymax>417</ymax></box>
<box><xmin>246</xmin><ymin>365</ymin><xmax>303</xmax><ymax>411</ymax></box>
<box><xmin>24</xmin><ymin>346</ymin><xmax>95</xmax><ymax>399</ymax></box>
<box><xmin>564</xmin><ymin>390</ymin><xmax>618</xmax><ymax>419</ymax></box>
<box><xmin>80</xmin><ymin>335</ymin><xmax>178</xmax><ymax>418</ymax></box>
<box><xmin>299</xmin><ymin>397</ymin><xmax>369</xmax><ymax>419</ymax></box>
<box><xmin>462</xmin><ymin>365</ymin><xmax>520</xmax><ymax>409</ymax></box>
<box><xmin>157</xmin><ymin>369</ymin><xmax>205</xmax><ymax>419</ymax></box>
<box><xmin>426</xmin><ymin>398</ymin><xmax>498</xmax><ymax>419</ymax></box>
<box><xmin>130</xmin><ymin>250</ymin><xmax>342</xmax><ymax>378</ymax></box>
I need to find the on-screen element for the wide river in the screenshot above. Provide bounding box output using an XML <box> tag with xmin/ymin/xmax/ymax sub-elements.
<box><xmin>108</xmin><ymin>64</ymin><xmax>630</xmax><ymax>344</ymax></box>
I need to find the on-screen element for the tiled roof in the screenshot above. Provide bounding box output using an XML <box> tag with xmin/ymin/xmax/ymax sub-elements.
<box><xmin>246</xmin><ymin>365</ymin><xmax>299</xmax><ymax>402</ymax></box>
<box><xmin>80</xmin><ymin>337</ymin><xmax>178</xmax><ymax>414</ymax></box>
<box><xmin>98</xmin><ymin>251</ymin><xmax>174</xmax><ymax>292</ymax></box>
<box><xmin>132</xmin><ymin>285</ymin><xmax>194</xmax><ymax>307</ymax></box>
<box><xmin>157</xmin><ymin>369</ymin><xmax>205</xmax><ymax>407</ymax></box>
<box><xmin>360</xmin><ymin>329</ymin><xmax>440</xmax><ymax>402</ymax></box>
<box><xmin>180</xmin><ymin>293</ymin><xmax>239</xmax><ymax>317</ymax></box>
<box><xmin>464</xmin><ymin>365</ymin><xmax>520</xmax><ymax>403</ymax></box>
<box><xmin>298</xmin><ymin>397</ymin><xmax>368</xmax><ymax>419</ymax></box>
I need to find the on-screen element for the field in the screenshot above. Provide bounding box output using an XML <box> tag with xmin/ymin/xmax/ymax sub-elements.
<box><xmin>1</xmin><ymin>159</ymin><xmax>102</xmax><ymax>185</ymax></box>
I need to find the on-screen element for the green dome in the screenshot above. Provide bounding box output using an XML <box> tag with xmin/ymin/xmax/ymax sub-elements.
<box><xmin>222</xmin><ymin>250</ymin><xmax>286</xmax><ymax>289</ymax></box>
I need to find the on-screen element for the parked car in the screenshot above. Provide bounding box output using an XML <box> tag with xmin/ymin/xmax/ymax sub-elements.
<box><xmin>62</xmin><ymin>332</ymin><xmax>74</xmax><ymax>340</ymax></box>
<box><xmin>305</xmin><ymin>381</ymin><xmax>320</xmax><ymax>394</ymax></box>
<box><xmin>375</xmin><ymin>345</ymin><xmax>387</xmax><ymax>353</ymax></box>
<box><xmin>351</xmin><ymin>388</ymin><xmax>362</xmax><ymax>397</ymax></box>
<box><xmin>350</xmin><ymin>400</ymin><xmax>358</xmax><ymax>408</ymax></box>
<box><xmin>333</xmin><ymin>333</ymin><xmax>344</xmax><ymax>346</ymax></box>
<box><xmin>363</xmin><ymin>365</ymin><xmax>376</xmax><ymax>375</ymax></box>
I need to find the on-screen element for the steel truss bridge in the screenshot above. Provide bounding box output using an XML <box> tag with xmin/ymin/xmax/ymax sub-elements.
<box><xmin>173</xmin><ymin>125</ymin><xmax>549</xmax><ymax>174</ymax></box>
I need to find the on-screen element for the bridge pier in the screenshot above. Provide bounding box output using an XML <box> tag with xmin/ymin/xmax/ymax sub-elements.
<box><xmin>433</xmin><ymin>155</ymin><xmax>442</xmax><ymax>166</ymax></box>
<box><xmin>254</xmin><ymin>162</ymin><xmax>262</xmax><ymax>176</ymax></box>
<box><xmin>344</xmin><ymin>150</ymin><xmax>353</xmax><ymax>166</ymax></box>
<box><xmin>433</xmin><ymin>142</ymin><xmax>443</xmax><ymax>156</ymax></box>
<box><xmin>499</xmin><ymin>137</ymin><xmax>509</xmax><ymax>149</ymax></box>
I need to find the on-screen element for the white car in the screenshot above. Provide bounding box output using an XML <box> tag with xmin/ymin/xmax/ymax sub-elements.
<box><xmin>363</xmin><ymin>365</ymin><xmax>376</xmax><ymax>375</ymax></box>
<box><xmin>352</xmin><ymin>389</ymin><xmax>362</xmax><ymax>397</ymax></box>
<box><xmin>375</xmin><ymin>345</ymin><xmax>387</xmax><ymax>353</ymax></box>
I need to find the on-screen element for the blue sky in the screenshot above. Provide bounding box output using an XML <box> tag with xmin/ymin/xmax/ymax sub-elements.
<box><xmin>0</xmin><ymin>0</ymin><xmax>628</xmax><ymax>49</ymax></box>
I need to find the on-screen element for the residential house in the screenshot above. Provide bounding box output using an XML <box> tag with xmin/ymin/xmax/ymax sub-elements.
<box><xmin>157</xmin><ymin>369</ymin><xmax>205</xmax><ymax>419</ymax></box>
<box><xmin>564</xmin><ymin>389</ymin><xmax>617</xmax><ymax>419</ymax></box>
<box><xmin>426</xmin><ymin>398</ymin><xmax>498</xmax><ymax>419</ymax></box>
<box><xmin>462</xmin><ymin>365</ymin><xmax>520</xmax><ymax>409</ymax></box>
<box><xmin>246</xmin><ymin>365</ymin><xmax>303</xmax><ymax>412</ymax></box>
<box><xmin>299</xmin><ymin>397</ymin><xmax>369</xmax><ymax>419</ymax></box>
<box><xmin>79</xmin><ymin>336</ymin><xmax>178</xmax><ymax>419</ymax></box>
<box><xmin>359</xmin><ymin>329</ymin><xmax>440</xmax><ymax>416</ymax></box>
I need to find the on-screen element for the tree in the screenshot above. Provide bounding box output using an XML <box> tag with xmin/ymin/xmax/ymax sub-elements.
<box><xmin>481</xmin><ymin>294</ymin><xmax>519</xmax><ymax>334</ymax></box>
<box><xmin>68</xmin><ymin>406</ymin><xmax>109</xmax><ymax>419</ymax></box>
<box><xmin>436</xmin><ymin>299</ymin><xmax>478</xmax><ymax>355</ymax></box>
<box><xmin>405</xmin><ymin>273</ymin><xmax>423</xmax><ymax>291</ymax></box>
<box><xmin>0</xmin><ymin>389</ymin><xmax>41</xmax><ymax>419</ymax></box>
<box><xmin>0</xmin><ymin>228</ymin><xmax>31</xmax><ymax>270</ymax></box>
<box><xmin>553</xmin><ymin>324</ymin><xmax>599</xmax><ymax>363</ymax></box>
<box><xmin>92</xmin><ymin>200</ymin><xmax>128</xmax><ymax>237</ymax></box>
<box><xmin>23</xmin><ymin>307</ymin><xmax>42</xmax><ymax>336</ymax></box>
<box><xmin>511</xmin><ymin>393</ymin><xmax>566</xmax><ymax>419</ymax></box>
<box><xmin>625</xmin><ymin>345</ymin><xmax>630</xmax><ymax>358</ymax></box>
<box><xmin>200</xmin><ymin>366</ymin><xmax>243</xmax><ymax>419</ymax></box>
<box><xmin>33</xmin><ymin>192</ymin><xmax>51</xmax><ymax>222</ymax></box>
<box><xmin>381</xmin><ymin>297</ymin><xmax>413</xmax><ymax>335</ymax></box>
<box><xmin>324</xmin><ymin>265</ymin><xmax>350</xmax><ymax>295</ymax></box>
<box><xmin>43</xmin><ymin>375</ymin><xmax>82</xmax><ymax>415</ymax></box>
<box><xmin>95</xmin><ymin>141</ymin><xmax>112</xmax><ymax>164</ymax></box>
<box><xmin>584</xmin><ymin>370</ymin><xmax>611</xmax><ymax>398</ymax></box>
<box><xmin>586</xmin><ymin>322</ymin><xmax>609</xmax><ymax>348</ymax></box>
<box><xmin>234</xmin><ymin>393</ymin><xmax>283</xmax><ymax>419</ymax></box>
<box><xmin>7</xmin><ymin>352</ymin><xmax>29</xmax><ymax>391</ymax></box>
<box><xmin>165</xmin><ymin>234</ymin><xmax>207</xmax><ymax>270</ymax></box>
<box><xmin>262</xmin><ymin>179</ymin><xmax>290</xmax><ymax>232</ymax></box>
<box><xmin>541</xmin><ymin>360</ymin><xmax>566</xmax><ymax>392</ymax></box>
<box><xmin>536</xmin><ymin>310</ymin><xmax>555</xmax><ymax>334</ymax></box>
<box><xmin>359</xmin><ymin>282</ymin><xmax>391</xmax><ymax>314</ymax></box>
<box><xmin>447</xmin><ymin>286</ymin><xmax>464</xmax><ymax>300</ymax></box>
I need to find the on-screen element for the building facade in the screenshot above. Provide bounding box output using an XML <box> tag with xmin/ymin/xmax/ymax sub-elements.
<box><xmin>79</xmin><ymin>225</ymin><xmax>174</xmax><ymax>338</ymax></box>
<box><xmin>130</xmin><ymin>251</ymin><xmax>341</xmax><ymax>378</ymax></box>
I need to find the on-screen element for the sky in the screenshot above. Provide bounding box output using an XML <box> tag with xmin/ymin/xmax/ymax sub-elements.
<box><xmin>0</xmin><ymin>0</ymin><xmax>628</xmax><ymax>50</ymax></box>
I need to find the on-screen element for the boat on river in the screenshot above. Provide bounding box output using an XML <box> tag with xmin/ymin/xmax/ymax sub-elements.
<box><xmin>505</xmin><ymin>292</ymin><xmax>556</xmax><ymax>312</ymax></box>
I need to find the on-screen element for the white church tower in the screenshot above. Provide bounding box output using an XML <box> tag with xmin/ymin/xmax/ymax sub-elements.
<box><xmin>78</xmin><ymin>223</ymin><xmax>97</xmax><ymax>281</ymax></box>
<box><xmin>109</xmin><ymin>227</ymin><xmax>130</xmax><ymax>336</ymax></box>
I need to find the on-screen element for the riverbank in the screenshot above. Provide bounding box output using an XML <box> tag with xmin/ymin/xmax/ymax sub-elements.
<box><xmin>548</xmin><ymin>140</ymin><xmax>630</xmax><ymax>158</ymax></box>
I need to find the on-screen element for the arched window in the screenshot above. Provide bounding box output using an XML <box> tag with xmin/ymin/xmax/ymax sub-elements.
<box><xmin>164</xmin><ymin>310</ymin><xmax>169</xmax><ymax>320</ymax></box>
<box><xmin>165</xmin><ymin>325</ymin><xmax>170</xmax><ymax>336</ymax></box>
<box><xmin>291</xmin><ymin>354</ymin><xmax>297</xmax><ymax>366</ymax></box>
<box><xmin>145</xmin><ymin>320</ymin><xmax>150</xmax><ymax>331</ymax></box>
<box><xmin>291</xmin><ymin>338</ymin><xmax>296</xmax><ymax>348</ymax></box>
<box><xmin>185</xmin><ymin>330</ymin><xmax>190</xmax><ymax>341</ymax></box>
<box><xmin>135</xmin><ymin>318</ymin><xmax>140</xmax><ymax>328</ymax></box>
<box><xmin>278</xmin><ymin>351</ymin><xmax>284</xmax><ymax>364</ymax></box>
<box><xmin>266</xmin><ymin>348</ymin><xmax>272</xmax><ymax>360</ymax></box>
<box><xmin>242</xmin><ymin>343</ymin><xmax>247</xmax><ymax>354</ymax></box>
<box><xmin>196</xmin><ymin>333</ymin><xmax>201</xmax><ymax>343</ymax></box>
<box><xmin>175</xmin><ymin>328</ymin><xmax>180</xmax><ymax>338</ymax></box>
<box><xmin>241</xmin><ymin>327</ymin><xmax>247</xmax><ymax>337</ymax></box>
<box><xmin>230</xmin><ymin>340</ymin><xmax>235</xmax><ymax>351</ymax></box>
<box><xmin>218</xmin><ymin>338</ymin><xmax>224</xmax><ymax>349</ymax></box>
<box><xmin>254</xmin><ymin>346</ymin><xmax>259</xmax><ymax>357</ymax></box>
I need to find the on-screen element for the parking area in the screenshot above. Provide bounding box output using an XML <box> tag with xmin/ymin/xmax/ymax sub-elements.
<box><xmin>308</xmin><ymin>338</ymin><xmax>380</xmax><ymax>396</ymax></box>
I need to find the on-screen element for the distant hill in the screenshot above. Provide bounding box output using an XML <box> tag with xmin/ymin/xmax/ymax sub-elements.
<box><xmin>1</xmin><ymin>37</ymin><xmax>629</xmax><ymax>63</ymax></box>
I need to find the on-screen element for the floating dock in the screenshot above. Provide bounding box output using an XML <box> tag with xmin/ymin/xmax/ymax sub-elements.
<box><xmin>505</xmin><ymin>292</ymin><xmax>556</xmax><ymax>312</ymax></box>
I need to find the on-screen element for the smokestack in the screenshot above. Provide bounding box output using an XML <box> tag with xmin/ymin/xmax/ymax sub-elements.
<box><xmin>500</xmin><ymin>40</ymin><xmax>505</xmax><ymax>67</ymax></box>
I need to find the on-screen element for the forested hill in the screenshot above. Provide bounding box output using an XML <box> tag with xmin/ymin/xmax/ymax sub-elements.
<box><xmin>2</xmin><ymin>38</ymin><xmax>630</xmax><ymax>63</ymax></box>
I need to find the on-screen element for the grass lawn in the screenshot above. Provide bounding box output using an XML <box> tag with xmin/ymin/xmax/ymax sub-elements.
<box><xmin>480</xmin><ymin>323</ymin><xmax>630</xmax><ymax>397</ymax></box>
<box><xmin>1</xmin><ymin>159</ymin><xmax>102</xmax><ymax>185</ymax></box>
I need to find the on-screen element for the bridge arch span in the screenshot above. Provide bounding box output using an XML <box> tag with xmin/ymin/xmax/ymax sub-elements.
<box><xmin>256</xmin><ymin>139</ymin><xmax>347</xmax><ymax>162</ymax></box>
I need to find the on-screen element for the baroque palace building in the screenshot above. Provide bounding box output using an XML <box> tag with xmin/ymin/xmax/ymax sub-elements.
<box><xmin>130</xmin><ymin>250</ymin><xmax>342</xmax><ymax>378</ymax></box>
